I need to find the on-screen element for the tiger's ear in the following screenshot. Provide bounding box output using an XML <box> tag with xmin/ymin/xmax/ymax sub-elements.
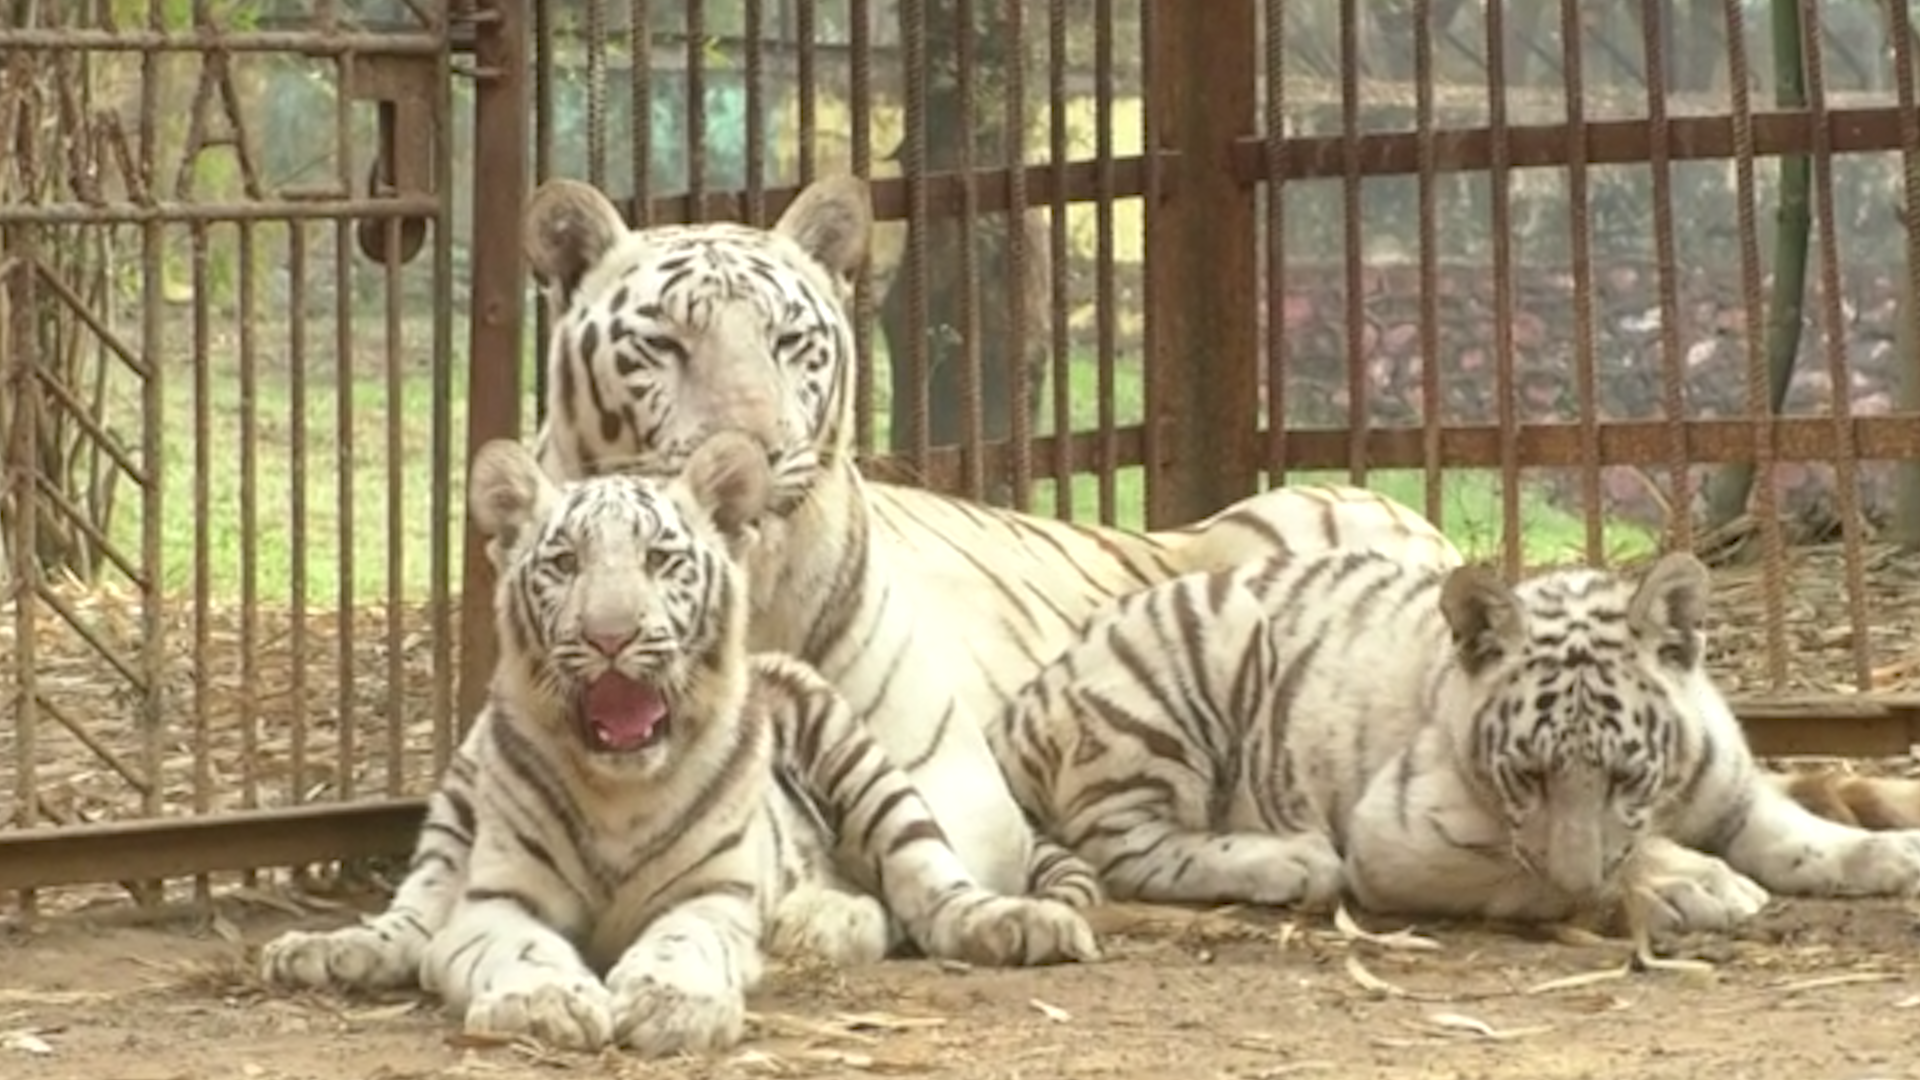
<box><xmin>469</xmin><ymin>439</ymin><xmax>558</xmax><ymax>552</ymax></box>
<box><xmin>524</xmin><ymin>179</ymin><xmax>627</xmax><ymax>305</ymax></box>
<box><xmin>774</xmin><ymin>174</ymin><xmax>871</xmax><ymax>285</ymax></box>
<box><xmin>1628</xmin><ymin>551</ymin><xmax>1711</xmax><ymax>670</ymax></box>
<box><xmin>678</xmin><ymin>430</ymin><xmax>774</xmax><ymax>540</ymax></box>
<box><xmin>1439</xmin><ymin>564</ymin><xmax>1527</xmax><ymax>676</ymax></box>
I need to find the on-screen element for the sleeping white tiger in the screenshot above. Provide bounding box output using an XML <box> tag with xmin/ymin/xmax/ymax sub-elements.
<box><xmin>264</xmin><ymin>432</ymin><xmax>1095</xmax><ymax>1054</ymax></box>
<box><xmin>988</xmin><ymin>546</ymin><xmax>1920</xmax><ymax>934</ymax></box>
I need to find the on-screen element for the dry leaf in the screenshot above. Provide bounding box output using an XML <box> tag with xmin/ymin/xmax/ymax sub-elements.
<box><xmin>1343</xmin><ymin>954</ymin><xmax>1408</xmax><ymax>999</ymax></box>
<box><xmin>832</xmin><ymin>1012</ymin><xmax>945</xmax><ymax>1033</ymax></box>
<box><xmin>1028</xmin><ymin>998</ymin><xmax>1072</xmax><ymax>1023</ymax></box>
<box><xmin>1769</xmin><ymin>972</ymin><xmax>1897</xmax><ymax>994</ymax></box>
<box><xmin>1423</xmin><ymin>1012</ymin><xmax>1553</xmax><ymax>1041</ymax></box>
<box><xmin>2</xmin><ymin>1030</ymin><xmax>54</xmax><ymax>1056</ymax></box>
<box><xmin>797</xmin><ymin>1049</ymin><xmax>875</xmax><ymax>1069</ymax></box>
<box><xmin>1333</xmin><ymin>904</ymin><xmax>1442</xmax><ymax>952</ymax></box>
<box><xmin>344</xmin><ymin>1002</ymin><xmax>419</xmax><ymax>1024</ymax></box>
<box><xmin>1525</xmin><ymin>965</ymin><xmax>1632</xmax><ymax>995</ymax></box>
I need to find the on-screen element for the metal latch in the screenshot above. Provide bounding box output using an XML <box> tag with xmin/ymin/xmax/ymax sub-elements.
<box><xmin>349</xmin><ymin>55</ymin><xmax>436</xmax><ymax>267</ymax></box>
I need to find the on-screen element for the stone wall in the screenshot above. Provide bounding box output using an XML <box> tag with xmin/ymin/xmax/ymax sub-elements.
<box><xmin>1271</xmin><ymin>260</ymin><xmax>1913</xmax><ymax>530</ymax></box>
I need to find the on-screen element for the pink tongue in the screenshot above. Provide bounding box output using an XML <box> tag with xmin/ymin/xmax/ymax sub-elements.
<box><xmin>583</xmin><ymin>674</ymin><xmax>669</xmax><ymax>750</ymax></box>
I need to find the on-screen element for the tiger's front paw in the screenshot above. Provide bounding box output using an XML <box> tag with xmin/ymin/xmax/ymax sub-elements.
<box><xmin>1827</xmin><ymin>830</ymin><xmax>1920</xmax><ymax>897</ymax></box>
<box><xmin>606</xmin><ymin>959</ymin><xmax>747</xmax><ymax>1058</ymax></box>
<box><xmin>948</xmin><ymin>896</ymin><xmax>1103</xmax><ymax>967</ymax></box>
<box><xmin>259</xmin><ymin>922</ymin><xmax>424</xmax><ymax>992</ymax></box>
<box><xmin>464</xmin><ymin>968</ymin><xmax>616</xmax><ymax>1052</ymax></box>
<box><xmin>769</xmin><ymin>886</ymin><xmax>892</xmax><ymax>967</ymax></box>
<box><xmin>1635</xmin><ymin>856</ymin><xmax>1769</xmax><ymax>937</ymax></box>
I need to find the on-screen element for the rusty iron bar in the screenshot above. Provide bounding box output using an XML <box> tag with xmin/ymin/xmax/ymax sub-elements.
<box><xmin>0</xmin><ymin>197</ymin><xmax>441</xmax><ymax>225</ymax></box>
<box><xmin>0</xmin><ymin>28</ymin><xmax>446</xmax><ymax>54</ymax></box>
<box><xmin>900</xmin><ymin>0</ymin><xmax>932</xmax><ymax>482</ymax></box>
<box><xmin>333</xmin><ymin>50</ymin><xmax>361</xmax><ymax>808</ymax></box>
<box><xmin>847</xmin><ymin>0</ymin><xmax>875</xmax><ymax>457</ymax></box>
<box><xmin>872</xmin><ymin>413</ymin><xmax>1920</xmax><ymax>497</ymax></box>
<box><xmin>1338</xmin><ymin>0</ymin><xmax>1365</xmax><ymax>489</ymax></box>
<box><xmin>1046</xmin><ymin>0</ymin><xmax>1072</xmax><ymax>518</ymax></box>
<box><xmin>0</xmin><ymin>802</ymin><xmax>430</xmax><ymax>893</ymax></box>
<box><xmin>625</xmin><ymin>157</ymin><xmax>1162</xmax><ymax>229</ymax></box>
<box><xmin>1092</xmin><ymin>0</ymin><xmax>1118</xmax><ymax>522</ymax></box>
<box><xmin>1720</xmin><ymin>0</ymin><xmax>1789</xmax><ymax>691</ymax></box>
<box><xmin>1144</xmin><ymin>0</ymin><xmax>1259</xmax><ymax>528</ymax></box>
<box><xmin>627</xmin><ymin>0</ymin><xmax>651</xmax><ymax>220</ymax></box>
<box><xmin>956</xmin><ymin>0</ymin><xmax>983</xmax><ymax>502</ymax></box>
<box><xmin>1638</xmin><ymin>0</ymin><xmax>1694</xmax><ymax>557</ymax></box>
<box><xmin>1483</xmin><ymin>0</ymin><xmax>1521</xmax><ymax>579</ymax></box>
<box><xmin>429</xmin><ymin>7</ymin><xmax>460</xmax><ymax>783</ymax></box>
<box><xmin>287</xmin><ymin>227</ymin><xmax>313</xmax><ymax>809</ymax></box>
<box><xmin>1231</xmin><ymin>105</ymin><xmax>1920</xmax><ymax>181</ymax></box>
<box><xmin>1412</xmin><ymin>0</ymin><xmax>1440</xmax><ymax>526</ymax></box>
<box><xmin>1560</xmin><ymin>0</ymin><xmax>1602</xmax><ymax>564</ymax></box>
<box><xmin>1260</xmin><ymin>0</ymin><xmax>1290</xmax><ymax>486</ymax></box>
<box><xmin>1799</xmin><ymin>0</ymin><xmax>1874</xmax><ymax>691</ymax></box>
<box><xmin>1003</xmin><ymin>0</ymin><xmax>1035</xmax><ymax>510</ymax></box>
<box><xmin>457</xmin><ymin>0</ymin><xmax>530</xmax><ymax>727</ymax></box>
<box><xmin>795</xmin><ymin>0</ymin><xmax>816</xmax><ymax>182</ymax></box>
<box><xmin>687</xmin><ymin>0</ymin><xmax>708</xmax><ymax>205</ymax></box>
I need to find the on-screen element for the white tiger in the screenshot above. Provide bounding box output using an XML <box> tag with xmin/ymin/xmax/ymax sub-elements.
<box><xmin>264</xmin><ymin>433</ymin><xmax>1095</xmax><ymax>1055</ymax></box>
<box><xmin>989</xmin><ymin>547</ymin><xmax>1920</xmax><ymax>934</ymax></box>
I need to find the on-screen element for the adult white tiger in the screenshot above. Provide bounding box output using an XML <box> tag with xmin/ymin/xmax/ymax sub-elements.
<box><xmin>271</xmin><ymin>431</ymin><xmax>1094</xmax><ymax>1055</ymax></box>
<box><xmin>989</xmin><ymin>546</ymin><xmax>1920</xmax><ymax>935</ymax></box>
<box><xmin>520</xmin><ymin>173</ymin><xmax>1463</xmax><ymax>898</ymax></box>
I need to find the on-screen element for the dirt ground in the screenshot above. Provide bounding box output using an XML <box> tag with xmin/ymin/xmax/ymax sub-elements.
<box><xmin>5</xmin><ymin>890</ymin><xmax>1920</xmax><ymax>1080</ymax></box>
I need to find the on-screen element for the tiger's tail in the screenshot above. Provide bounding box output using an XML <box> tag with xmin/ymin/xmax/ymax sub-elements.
<box><xmin>1774</xmin><ymin>770</ymin><xmax>1920</xmax><ymax>830</ymax></box>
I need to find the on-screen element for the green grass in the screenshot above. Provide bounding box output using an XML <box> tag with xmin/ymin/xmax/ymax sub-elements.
<box><xmin>77</xmin><ymin>331</ymin><xmax>1651</xmax><ymax>607</ymax></box>
<box><xmin>91</xmin><ymin>322</ymin><xmax>470</xmax><ymax>607</ymax></box>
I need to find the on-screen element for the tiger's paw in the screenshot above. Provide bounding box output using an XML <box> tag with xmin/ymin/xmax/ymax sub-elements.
<box><xmin>768</xmin><ymin>885</ymin><xmax>891</xmax><ymax>967</ymax></box>
<box><xmin>1824</xmin><ymin>830</ymin><xmax>1920</xmax><ymax>897</ymax></box>
<box><xmin>949</xmin><ymin>896</ymin><xmax>1103</xmax><ymax>967</ymax></box>
<box><xmin>1239</xmin><ymin>832</ymin><xmax>1345</xmax><ymax>909</ymax></box>
<box><xmin>259</xmin><ymin>922</ymin><xmax>424</xmax><ymax>992</ymax></box>
<box><xmin>1634</xmin><ymin>856</ymin><xmax>1769</xmax><ymax>937</ymax></box>
<box><xmin>606</xmin><ymin>959</ymin><xmax>747</xmax><ymax>1058</ymax></box>
<box><xmin>464</xmin><ymin>968</ymin><xmax>616</xmax><ymax>1052</ymax></box>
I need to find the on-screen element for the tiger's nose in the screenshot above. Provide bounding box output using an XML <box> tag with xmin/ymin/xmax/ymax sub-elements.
<box><xmin>585</xmin><ymin>629</ymin><xmax>636</xmax><ymax>657</ymax></box>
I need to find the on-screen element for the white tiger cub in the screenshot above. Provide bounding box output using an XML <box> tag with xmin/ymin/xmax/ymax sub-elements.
<box><xmin>265</xmin><ymin>432</ymin><xmax>1096</xmax><ymax>1055</ymax></box>
<box><xmin>990</xmin><ymin>547</ymin><xmax>1920</xmax><ymax>934</ymax></box>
